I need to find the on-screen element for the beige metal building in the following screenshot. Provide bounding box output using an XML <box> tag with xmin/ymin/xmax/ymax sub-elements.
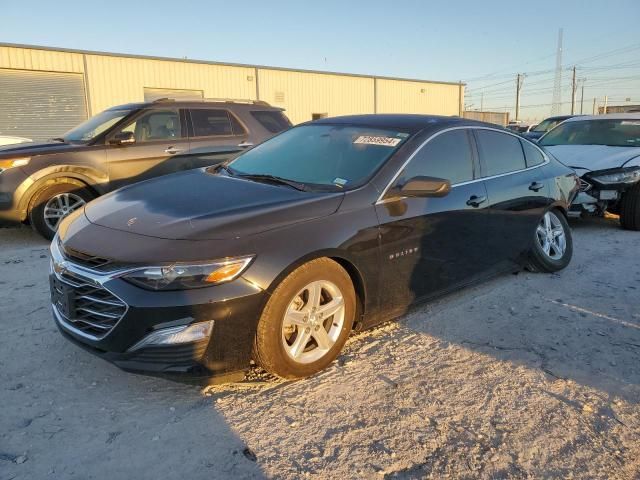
<box><xmin>0</xmin><ymin>43</ymin><xmax>464</xmax><ymax>141</ymax></box>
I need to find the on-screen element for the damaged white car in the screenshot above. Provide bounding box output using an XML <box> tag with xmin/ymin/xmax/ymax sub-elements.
<box><xmin>539</xmin><ymin>114</ymin><xmax>640</xmax><ymax>230</ymax></box>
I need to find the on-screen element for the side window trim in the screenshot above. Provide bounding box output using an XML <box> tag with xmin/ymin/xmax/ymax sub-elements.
<box><xmin>376</xmin><ymin>126</ymin><xmax>550</xmax><ymax>204</ymax></box>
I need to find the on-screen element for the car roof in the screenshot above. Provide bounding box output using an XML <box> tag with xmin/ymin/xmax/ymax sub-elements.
<box><xmin>105</xmin><ymin>100</ymin><xmax>283</xmax><ymax>112</ymax></box>
<box><xmin>562</xmin><ymin>113</ymin><xmax>640</xmax><ymax>122</ymax></box>
<box><xmin>309</xmin><ymin>114</ymin><xmax>493</xmax><ymax>134</ymax></box>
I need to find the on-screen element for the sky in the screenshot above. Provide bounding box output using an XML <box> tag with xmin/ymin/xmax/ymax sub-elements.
<box><xmin>2</xmin><ymin>0</ymin><xmax>639</xmax><ymax>122</ymax></box>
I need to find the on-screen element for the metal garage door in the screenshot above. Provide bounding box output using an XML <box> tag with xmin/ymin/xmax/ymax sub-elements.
<box><xmin>144</xmin><ymin>88</ymin><xmax>204</xmax><ymax>102</ymax></box>
<box><xmin>0</xmin><ymin>69</ymin><xmax>88</xmax><ymax>141</ymax></box>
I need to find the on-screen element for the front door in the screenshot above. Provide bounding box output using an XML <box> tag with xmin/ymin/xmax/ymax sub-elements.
<box><xmin>375</xmin><ymin>129</ymin><xmax>491</xmax><ymax>318</ymax></box>
<box><xmin>105</xmin><ymin>107</ymin><xmax>190</xmax><ymax>190</ymax></box>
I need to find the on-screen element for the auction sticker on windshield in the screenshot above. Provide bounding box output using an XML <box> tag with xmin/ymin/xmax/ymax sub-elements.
<box><xmin>354</xmin><ymin>135</ymin><xmax>402</xmax><ymax>147</ymax></box>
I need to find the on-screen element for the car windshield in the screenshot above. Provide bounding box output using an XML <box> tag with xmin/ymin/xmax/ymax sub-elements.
<box><xmin>539</xmin><ymin>119</ymin><xmax>640</xmax><ymax>147</ymax></box>
<box><xmin>62</xmin><ymin>109</ymin><xmax>133</xmax><ymax>142</ymax></box>
<box><xmin>533</xmin><ymin>119</ymin><xmax>558</xmax><ymax>132</ymax></box>
<box><xmin>226</xmin><ymin>124</ymin><xmax>411</xmax><ymax>190</ymax></box>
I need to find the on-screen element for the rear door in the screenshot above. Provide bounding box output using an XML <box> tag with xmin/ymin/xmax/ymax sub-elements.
<box><xmin>186</xmin><ymin>108</ymin><xmax>250</xmax><ymax>167</ymax></box>
<box><xmin>473</xmin><ymin>128</ymin><xmax>550</xmax><ymax>266</ymax></box>
<box><xmin>105</xmin><ymin>107</ymin><xmax>190</xmax><ymax>190</ymax></box>
<box><xmin>375</xmin><ymin>129</ymin><xmax>491</xmax><ymax>316</ymax></box>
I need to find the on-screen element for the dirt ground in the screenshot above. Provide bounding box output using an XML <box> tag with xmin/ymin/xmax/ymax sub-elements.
<box><xmin>1</xmin><ymin>217</ymin><xmax>639</xmax><ymax>480</ymax></box>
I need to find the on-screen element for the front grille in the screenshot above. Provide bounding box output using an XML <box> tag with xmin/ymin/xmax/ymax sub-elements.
<box><xmin>579</xmin><ymin>178</ymin><xmax>592</xmax><ymax>192</ymax></box>
<box><xmin>52</xmin><ymin>271</ymin><xmax>127</xmax><ymax>339</ymax></box>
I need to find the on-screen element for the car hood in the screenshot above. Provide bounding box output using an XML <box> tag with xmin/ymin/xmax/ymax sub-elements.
<box><xmin>544</xmin><ymin>145</ymin><xmax>640</xmax><ymax>171</ymax></box>
<box><xmin>0</xmin><ymin>140</ymin><xmax>81</xmax><ymax>158</ymax></box>
<box><xmin>84</xmin><ymin>168</ymin><xmax>344</xmax><ymax>240</ymax></box>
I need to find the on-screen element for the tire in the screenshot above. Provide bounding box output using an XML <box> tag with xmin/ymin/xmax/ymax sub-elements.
<box><xmin>29</xmin><ymin>179</ymin><xmax>94</xmax><ymax>240</ymax></box>
<box><xmin>620</xmin><ymin>182</ymin><xmax>640</xmax><ymax>231</ymax></box>
<box><xmin>254</xmin><ymin>258</ymin><xmax>356</xmax><ymax>379</ymax></box>
<box><xmin>527</xmin><ymin>209</ymin><xmax>573</xmax><ymax>273</ymax></box>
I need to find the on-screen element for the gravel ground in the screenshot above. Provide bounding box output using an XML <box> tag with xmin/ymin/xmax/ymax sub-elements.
<box><xmin>1</xmin><ymin>217</ymin><xmax>639</xmax><ymax>479</ymax></box>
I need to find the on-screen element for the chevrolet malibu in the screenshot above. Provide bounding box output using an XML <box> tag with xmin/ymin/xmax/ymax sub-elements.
<box><xmin>50</xmin><ymin>115</ymin><xmax>579</xmax><ymax>381</ymax></box>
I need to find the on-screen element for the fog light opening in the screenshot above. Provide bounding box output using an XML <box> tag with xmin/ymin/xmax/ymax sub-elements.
<box><xmin>128</xmin><ymin>320</ymin><xmax>214</xmax><ymax>352</ymax></box>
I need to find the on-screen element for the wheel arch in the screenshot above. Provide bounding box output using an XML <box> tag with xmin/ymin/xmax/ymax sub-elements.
<box><xmin>263</xmin><ymin>249</ymin><xmax>369</xmax><ymax>324</ymax></box>
<box><xmin>19</xmin><ymin>167</ymin><xmax>102</xmax><ymax>220</ymax></box>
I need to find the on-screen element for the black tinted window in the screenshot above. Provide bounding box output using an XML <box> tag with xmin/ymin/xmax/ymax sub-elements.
<box><xmin>475</xmin><ymin>130</ymin><xmax>526</xmax><ymax>177</ymax></box>
<box><xmin>251</xmin><ymin>110</ymin><xmax>292</xmax><ymax>133</ymax></box>
<box><xmin>396</xmin><ymin>130</ymin><xmax>474</xmax><ymax>186</ymax></box>
<box><xmin>229</xmin><ymin>113</ymin><xmax>246</xmax><ymax>135</ymax></box>
<box><xmin>521</xmin><ymin>139</ymin><xmax>545</xmax><ymax>167</ymax></box>
<box><xmin>190</xmin><ymin>109</ymin><xmax>233</xmax><ymax>137</ymax></box>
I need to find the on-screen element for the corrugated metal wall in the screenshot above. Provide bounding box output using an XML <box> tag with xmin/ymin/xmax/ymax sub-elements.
<box><xmin>0</xmin><ymin>45</ymin><xmax>463</xmax><ymax>125</ymax></box>
<box><xmin>376</xmin><ymin>79</ymin><xmax>462</xmax><ymax>116</ymax></box>
<box><xmin>463</xmin><ymin>111</ymin><xmax>509</xmax><ymax>126</ymax></box>
<box><xmin>257</xmin><ymin>69</ymin><xmax>375</xmax><ymax>124</ymax></box>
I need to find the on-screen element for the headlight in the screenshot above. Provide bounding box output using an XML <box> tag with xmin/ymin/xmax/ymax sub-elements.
<box><xmin>0</xmin><ymin>157</ymin><xmax>30</xmax><ymax>173</ymax></box>
<box><xmin>122</xmin><ymin>256</ymin><xmax>254</xmax><ymax>291</ymax></box>
<box><xmin>589</xmin><ymin>167</ymin><xmax>640</xmax><ymax>185</ymax></box>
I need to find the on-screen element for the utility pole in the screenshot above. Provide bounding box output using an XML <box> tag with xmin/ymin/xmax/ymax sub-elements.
<box><xmin>592</xmin><ymin>97</ymin><xmax>597</xmax><ymax>115</ymax></box>
<box><xmin>570</xmin><ymin>66</ymin><xmax>577</xmax><ymax>115</ymax></box>
<box><xmin>515</xmin><ymin>73</ymin><xmax>524</xmax><ymax>122</ymax></box>
<box><xmin>604</xmin><ymin>95</ymin><xmax>608</xmax><ymax>114</ymax></box>
<box><xmin>580</xmin><ymin>79</ymin><xmax>585</xmax><ymax>114</ymax></box>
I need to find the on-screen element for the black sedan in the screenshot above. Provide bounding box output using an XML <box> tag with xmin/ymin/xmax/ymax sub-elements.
<box><xmin>50</xmin><ymin>115</ymin><xmax>579</xmax><ymax>381</ymax></box>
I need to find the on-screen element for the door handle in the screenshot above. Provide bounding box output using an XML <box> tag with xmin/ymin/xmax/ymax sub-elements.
<box><xmin>237</xmin><ymin>141</ymin><xmax>254</xmax><ymax>148</ymax></box>
<box><xmin>529</xmin><ymin>181</ymin><xmax>544</xmax><ymax>192</ymax></box>
<box><xmin>466</xmin><ymin>195</ymin><xmax>487</xmax><ymax>207</ymax></box>
<box><xmin>164</xmin><ymin>147</ymin><xmax>183</xmax><ymax>155</ymax></box>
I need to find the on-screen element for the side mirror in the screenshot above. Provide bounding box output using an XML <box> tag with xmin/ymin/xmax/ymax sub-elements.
<box><xmin>110</xmin><ymin>131</ymin><xmax>135</xmax><ymax>145</ymax></box>
<box><xmin>400</xmin><ymin>176</ymin><xmax>451</xmax><ymax>198</ymax></box>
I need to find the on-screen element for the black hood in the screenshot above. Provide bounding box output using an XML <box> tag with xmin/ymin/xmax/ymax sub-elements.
<box><xmin>84</xmin><ymin>168</ymin><xmax>344</xmax><ymax>240</ymax></box>
<box><xmin>0</xmin><ymin>140</ymin><xmax>82</xmax><ymax>158</ymax></box>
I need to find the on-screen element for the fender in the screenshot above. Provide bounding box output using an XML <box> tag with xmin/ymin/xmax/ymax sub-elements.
<box><xmin>16</xmin><ymin>165</ymin><xmax>108</xmax><ymax>221</ymax></box>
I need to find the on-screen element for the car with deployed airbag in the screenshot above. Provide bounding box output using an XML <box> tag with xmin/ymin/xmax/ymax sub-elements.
<box><xmin>49</xmin><ymin>115</ymin><xmax>578</xmax><ymax>382</ymax></box>
<box><xmin>539</xmin><ymin>114</ymin><xmax>640</xmax><ymax>230</ymax></box>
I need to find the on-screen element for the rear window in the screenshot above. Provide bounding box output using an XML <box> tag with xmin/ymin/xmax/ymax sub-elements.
<box><xmin>251</xmin><ymin>110</ymin><xmax>292</xmax><ymax>133</ymax></box>
<box><xmin>190</xmin><ymin>109</ymin><xmax>239</xmax><ymax>137</ymax></box>
<box><xmin>475</xmin><ymin>130</ymin><xmax>527</xmax><ymax>177</ymax></box>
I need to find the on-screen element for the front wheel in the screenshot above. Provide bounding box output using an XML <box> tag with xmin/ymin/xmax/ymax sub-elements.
<box><xmin>29</xmin><ymin>180</ymin><xmax>94</xmax><ymax>240</ymax></box>
<box><xmin>620</xmin><ymin>183</ymin><xmax>640</xmax><ymax>231</ymax></box>
<box><xmin>527</xmin><ymin>209</ymin><xmax>573</xmax><ymax>273</ymax></box>
<box><xmin>253</xmin><ymin>258</ymin><xmax>356</xmax><ymax>379</ymax></box>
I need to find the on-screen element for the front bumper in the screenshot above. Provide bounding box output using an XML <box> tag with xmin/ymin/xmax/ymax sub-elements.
<box><xmin>49</xmin><ymin>238</ymin><xmax>267</xmax><ymax>380</ymax></box>
<box><xmin>570</xmin><ymin>171</ymin><xmax>639</xmax><ymax>213</ymax></box>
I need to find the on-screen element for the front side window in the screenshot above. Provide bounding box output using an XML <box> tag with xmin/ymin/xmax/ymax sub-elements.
<box><xmin>119</xmin><ymin>109</ymin><xmax>182</xmax><ymax>142</ymax></box>
<box><xmin>190</xmin><ymin>109</ymin><xmax>240</xmax><ymax>137</ymax></box>
<box><xmin>539</xmin><ymin>119</ymin><xmax>640</xmax><ymax>147</ymax></box>
<box><xmin>394</xmin><ymin>130</ymin><xmax>474</xmax><ymax>187</ymax></box>
<box><xmin>63</xmin><ymin>109</ymin><xmax>133</xmax><ymax>142</ymax></box>
<box><xmin>476</xmin><ymin>130</ymin><xmax>526</xmax><ymax>177</ymax></box>
<box><xmin>227</xmin><ymin>124</ymin><xmax>411</xmax><ymax>189</ymax></box>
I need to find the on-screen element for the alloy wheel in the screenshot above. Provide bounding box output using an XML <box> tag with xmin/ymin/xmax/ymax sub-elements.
<box><xmin>43</xmin><ymin>193</ymin><xmax>86</xmax><ymax>232</ymax></box>
<box><xmin>281</xmin><ymin>280</ymin><xmax>345</xmax><ymax>364</ymax></box>
<box><xmin>536</xmin><ymin>211</ymin><xmax>566</xmax><ymax>260</ymax></box>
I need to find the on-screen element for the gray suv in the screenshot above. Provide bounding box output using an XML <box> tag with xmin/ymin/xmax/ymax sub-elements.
<box><xmin>0</xmin><ymin>99</ymin><xmax>291</xmax><ymax>238</ymax></box>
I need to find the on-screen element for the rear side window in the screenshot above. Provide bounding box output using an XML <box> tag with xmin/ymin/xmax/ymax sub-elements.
<box><xmin>190</xmin><ymin>109</ymin><xmax>236</xmax><ymax>137</ymax></box>
<box><xmin>475</xmin><ymin>130</ymin><xmax>526</xmax><ymax>177</ymax></box>
<box><xmin>396</xmin><ymin>130</ymin><xmax>474</xmax><ymax>186</ymax></box>
<box><xmin>251</xmin><ymin>110</ymin><xmax>292</xmax><ymax>133</ymax></box>
<box><xmin>520</xmin><ymin>139</ymin><xmax>545</xmax><ymax>167</ymax></box>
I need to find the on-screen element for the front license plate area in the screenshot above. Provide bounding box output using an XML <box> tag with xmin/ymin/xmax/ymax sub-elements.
<box><xmin>599</xmin><ymin>190</ymin><xmax>617</xmax><ymax>200</ymax></box>
<box><xmin>50</xmin><ymin>276</ymin><xmax>75</xmax><ymax>318</ymax></box>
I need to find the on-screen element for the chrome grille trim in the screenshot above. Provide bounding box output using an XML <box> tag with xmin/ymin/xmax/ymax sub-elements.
<box><xmin>50</xmin><ymin>238</ymin><xmax>129</xmax><ymax>341</ymax></box>
<box><xmin>579</xmin><ymin>178</ymin><xmax>592</xmax><ymax>192</ymax></box>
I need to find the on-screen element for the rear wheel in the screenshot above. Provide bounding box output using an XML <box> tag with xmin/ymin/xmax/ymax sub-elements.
<box><xmin>29</xmin><ymin>180</ymin><xmax>94</xmax><ymax>240</ymax></box>
<box><xmin>620</xmin><ymin>183</ymin><xmax>640</xmax><ymax>231</ymax></box>
<box><xmin>254</xmin><ymin>258</ymin><xmax>355</xmax><ymax>379</ymax></box>
<box><xmin>527</xmin><ymin>210</ymin><xmax>573</xmax><ymax>273</ymax></box>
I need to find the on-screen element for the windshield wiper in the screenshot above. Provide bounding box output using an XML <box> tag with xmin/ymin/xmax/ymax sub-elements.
<box><xmin>237</xmin><ymin>173</ymin><xmax>308</xmax><ymax>191</ymax></box>
<box><xmin>50</xmin><ymin>137</ymin><xmax>66</xmax><ymax>142</ymax></box>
